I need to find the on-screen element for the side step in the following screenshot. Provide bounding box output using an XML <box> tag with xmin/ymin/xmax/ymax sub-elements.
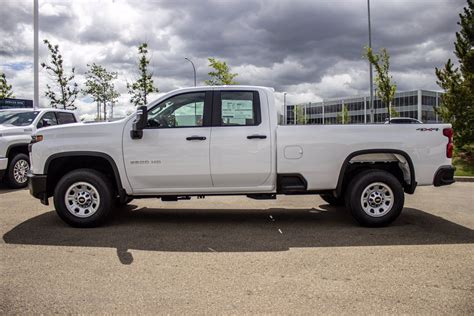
<box><xmin>161</xmin><ymin>196</ymin><xmax>191</xmax><ymax>202</ymax></box>
<box><xmin>246</xmin><ymin>194</ymin><xmax>276</xmax><ymax>200</ymax></box>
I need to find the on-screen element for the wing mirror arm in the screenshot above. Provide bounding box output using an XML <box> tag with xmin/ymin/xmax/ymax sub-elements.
<box><xmin>130</xmin><ymin>106</ymin><xmax>148</xmax><ymax>139</ymax></box>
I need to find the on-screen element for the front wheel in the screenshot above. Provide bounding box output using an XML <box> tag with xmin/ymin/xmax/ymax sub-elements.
<box><xmin>5</xmin><ymin>153</ymin><xmax>30</xmax><ymax>189</ymax></box>
<box><xmin>53</xmin><ymin>169</ymin><xmax>114</xmax><ymax>228</ymax></box>
<box><xmin>345</xmin><ymin>170</ymin><xmax>404</xmax><ymax>227</ymax></box>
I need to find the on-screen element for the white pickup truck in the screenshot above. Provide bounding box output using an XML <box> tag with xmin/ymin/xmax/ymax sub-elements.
<box><xmin>28</xmin><ymin>86</ymin><xmax>455</xmax><ymax>228</ymax></box>
<box><xmin>0</xmin><ymin>108</ymin><xmax>77</xmax><ymax>188</ymax></box>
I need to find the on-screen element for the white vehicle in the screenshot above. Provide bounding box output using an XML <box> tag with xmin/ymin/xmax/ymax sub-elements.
<box><xmin>28</xmin><ymin>86</ymin><xmax>455</xmax><ymax>227</ymax></box>
<box><xmin>0</xmin><ymin>108</ymin><xmax>78</xmax><ymax>188</ymax></box>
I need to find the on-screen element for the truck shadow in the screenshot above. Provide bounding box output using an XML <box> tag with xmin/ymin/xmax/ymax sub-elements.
<box><xmin>3</xmin><ymin>205</ymin><xmax>474</xmax><ymax>265</ymax></box>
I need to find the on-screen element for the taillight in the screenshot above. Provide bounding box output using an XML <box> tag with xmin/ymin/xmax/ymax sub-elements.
<box><xmin>443</xmin><ymin>128</ymin><xmax>453</xmax><ymax>158</ymax></box>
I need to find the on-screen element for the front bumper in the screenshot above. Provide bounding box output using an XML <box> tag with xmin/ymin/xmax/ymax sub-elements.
<box><xmin>28</xmin><ymin>172</ymin><xmax>49</xmax><ymax>205</ymax></box>
<box><xmin>433</xmin><ymin>165</ymin><xmax>455</xmax><ymax>187</ymax></box>
<box><xmin>0</xmin><ymin>157</ymin><xmax>7</xmax><ymax>179</ymax></box>
<box><xmin>0</xmin><ymin>157</ymin><xmax>8</xmax><ymax>169</ymax></box>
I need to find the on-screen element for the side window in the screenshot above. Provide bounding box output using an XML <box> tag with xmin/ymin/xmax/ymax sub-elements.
<box><xmin>56</xmin><ymin>112</ymin><xmax>76</xmax><ymax>124</ymax></box>
<box><xmin>37</xmin><ymin>112</ymin><xmax>58</xmax><ymax>128</ymax></box>
<box><xmin>219</xmin><ymin>91</ymin><xmax>260</xmax><ymax>126</ymax></box>
<box><xmin>147</xmin><ymin>92</ymin><xmax>206</xmax><ymax>128</ymax></box>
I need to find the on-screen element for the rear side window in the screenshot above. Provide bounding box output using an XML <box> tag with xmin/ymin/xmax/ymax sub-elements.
<box><xmin>56</xmin><ymin>112</ymin><xmax>76</xmax><ymax>124</ymax></box>
<box><xmin>218</xmin><ymin>91</ymin><xmax>260</xmax><ymax>126</ymax></box>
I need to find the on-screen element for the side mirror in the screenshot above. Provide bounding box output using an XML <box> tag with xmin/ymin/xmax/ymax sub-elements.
<box><xmin>130</xmin><ymin>106</ymin><xmax>148</xmax><ymax>139</ymax></box>
<box><xmin>37</xmin><ymin>119</ymin><xmax>51</xmax><ymax>129</ymax></box>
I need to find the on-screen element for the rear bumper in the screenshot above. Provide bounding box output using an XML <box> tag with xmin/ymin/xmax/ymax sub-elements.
<box><xmin>28</xmin><ymin>172</ymin><xmax>49</xmax><ymax>205</ymax></box>
<box><xmin>433</xmin><ymin>165</ymin><xmax>455</xmax><ymax>187</ymax></box>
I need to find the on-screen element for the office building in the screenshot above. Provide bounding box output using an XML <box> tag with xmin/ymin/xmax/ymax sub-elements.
<box><xmin>285</xmin><ymin>90</ymin><xmax>442</xmax><ymax>124</ymax></box>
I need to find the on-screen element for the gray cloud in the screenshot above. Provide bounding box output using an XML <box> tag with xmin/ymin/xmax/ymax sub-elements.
<box><xmin>0</xmin><ymin>0</ymin><xmax>465</xmax><ymax>118</ymax></box>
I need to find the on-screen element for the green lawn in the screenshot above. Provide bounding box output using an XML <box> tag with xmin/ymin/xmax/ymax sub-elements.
<box><xmin>453</xmin><ymin>156</ymin><xmax>474</xmax><ymax>176</ymax></box>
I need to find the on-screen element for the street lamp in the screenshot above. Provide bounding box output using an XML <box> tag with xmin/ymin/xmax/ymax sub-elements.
<box><xmin>184</xmin><ymin>57</ymin><xmax>196</xmax><ymax>87</ymax></box>
<box><xmin>34</xmin><ymin>0</ymin><xmax>39</xmax><ymax>109</ymax></box>
<box><xmin>367</xmin><ymin>0</ymin><xmax>374</xmax><ymax>123</ymax></box>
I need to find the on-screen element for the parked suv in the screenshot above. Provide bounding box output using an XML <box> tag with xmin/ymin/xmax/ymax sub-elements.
<box><xmin>0</xmin><ymin>108</ymin><xmax>78</xmax><ymax>188</ymax></box>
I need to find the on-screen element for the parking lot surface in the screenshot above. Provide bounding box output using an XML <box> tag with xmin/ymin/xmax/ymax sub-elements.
<box><xmin>1</xmin><ymin>183</ymin><xmax>473</xmax><ymax>314</ymax></box>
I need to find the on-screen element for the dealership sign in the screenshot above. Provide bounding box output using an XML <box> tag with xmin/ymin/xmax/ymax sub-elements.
<box><xmin>0</xmin><ymin>98</ymin><xmax>34</xmax><ymax>109</ymax></box>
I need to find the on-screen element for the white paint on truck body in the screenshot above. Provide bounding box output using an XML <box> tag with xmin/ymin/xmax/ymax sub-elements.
<box><xmin>30</xmin><ymin>86</ymin><xmax>451</xmax><ymax>196</ymax></box>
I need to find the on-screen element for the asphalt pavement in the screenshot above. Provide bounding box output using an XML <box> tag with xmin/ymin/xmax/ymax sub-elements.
<box><xmin>1</xmin><ymin>183</ymin><xmax>473</xmax><ymax>314</ymax></box>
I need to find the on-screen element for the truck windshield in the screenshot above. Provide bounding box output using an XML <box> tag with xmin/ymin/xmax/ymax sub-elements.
<box><xmin>0</xmin><ymin>110</ymin><xmax>39</xmax><ymax>126</ymax></box>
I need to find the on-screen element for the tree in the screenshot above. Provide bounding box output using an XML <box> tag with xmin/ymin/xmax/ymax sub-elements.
<box><xmin>337</xmin><ymin>104</ymin><xmax>351</xmax><ymax>124</ymax></box>
<box><xmin>390</xmin><ymin>105</ymin><xmax>399</xmax><ymax>119</ymax></box>
<box><xmin>294</xmin><ymin>104</ymin><xmax>308</xmax><ymax>125</ymax></box>
<box><xmin>435</xmin><ymin>0</ymin><xmax>474</xmax><ymax>153</ymax></box>
<box><xmin>127</xmin><ymin>43</ymin><xmax>159</xmax><ymax>106</ymax></box>
<box><xmin>365</xmin><ymin>47</ymin><xmax>397</xmax><ymax>121</ymax></box>
<box><xmin>205</xmin><ymin>58</ymin><xmax>238</xmax><ymax>85</ymax></box>
<box><xmin>41</xmin><ymin>39</ymin><xmax>79</xmax><ymax>110</ymax></box>
<box><xmin>0</xmin><ymin>73</ymin><xmax>14</xmax><ymax>99</ymax></box>
<box><xmin>83</xmin><ymin>63</ymin><xmax>119</xmax><ymax>121</ymax></box>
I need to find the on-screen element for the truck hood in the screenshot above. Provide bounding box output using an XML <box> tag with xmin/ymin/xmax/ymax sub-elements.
<box><xmin>0</xmin><ymin>124</ymin><xmax>33</xmax><ymax>137</ymax></box>
<box><xmin>33</xmin><ymin>120</ymin><xmax>128</xmax><ymax>140</ymax></box>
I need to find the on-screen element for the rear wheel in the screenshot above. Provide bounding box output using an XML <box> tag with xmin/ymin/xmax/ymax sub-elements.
<box><xmin>5</xmin><ymin>153</ymin><xmax>30</xmax><ymax>189</ymax></box>
<box><xmin>53</xmin><ymin>169</ymin><xmax>114</xmax><ymax>228</ymax></box>
<box><xmin>345</xmin><ymin>170</ymin><xmax>404</xmax><ymax>227</ymax></box>
<box><xmin>320</xmin><ymin>194</ymin><xmax>345</xmax><ymax>206</ymax></box>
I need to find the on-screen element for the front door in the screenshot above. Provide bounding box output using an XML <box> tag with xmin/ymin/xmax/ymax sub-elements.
<box><xmin>210</xmin><ymin>90</ymin><xmax>272</xmax><ymax>188</ymax></box>
<box><xmin>123</xmin><ymin>91</ymin><xmax>213</xmax><ymax>194</ymax></box>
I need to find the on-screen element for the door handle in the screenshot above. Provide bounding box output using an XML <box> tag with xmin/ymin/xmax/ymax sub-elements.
<box><xmin>186</xmin><ymin>136</ymin><xmax>207</xmax><ymax>141</ymax></box>
<box><xmin>247</xmin><ymin>134</ymin><xmax>267</xmax><ymax>139</ymax></box>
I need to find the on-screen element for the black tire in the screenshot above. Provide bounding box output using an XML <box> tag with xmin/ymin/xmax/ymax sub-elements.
<box><xmin>5</xmin><ymin>153</ymin><xmax>30</xmax><ymax>189</ymax></box>
<box><xmin>345</xmin><ymin>169</ymin><xmax>404</xmax><ymax>227</ymax></box>
<box><xmin>53</xmin><ymin>168</ymin><xmax>114</xmax><ymax>228</ymax></box>
<box><xmin>320</xmin><ymin>194</ymin><xmax>345</xmax><ymax>206</ymax></box>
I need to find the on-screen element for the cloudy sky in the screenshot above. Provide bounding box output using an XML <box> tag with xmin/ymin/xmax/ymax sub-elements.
<box><xmin>0</xmin><ymin>0</ymin><xmax>466</xmax><ymax>119</ymax></box>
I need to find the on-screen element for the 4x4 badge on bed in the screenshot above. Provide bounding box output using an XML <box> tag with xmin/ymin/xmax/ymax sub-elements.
<box><xmin>416</xmin><ymin>128</ymin><xmax>439</xmax><ymax>131</ymax></box>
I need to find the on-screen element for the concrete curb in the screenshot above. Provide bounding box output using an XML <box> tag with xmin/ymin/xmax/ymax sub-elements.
<box><xmin>454</xmin><ymin>176</ymin><xmax>474</xmax><ymax>182</ymax></box>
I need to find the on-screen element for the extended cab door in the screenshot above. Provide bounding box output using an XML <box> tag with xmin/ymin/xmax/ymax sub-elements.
<box><xmin>210</xmin><ymin>90</ymin><xmax>272</xmax><ymax>189</ymax></box>
<box><xmin>123</xmin><ymin>91</ymin><xmax>213</xmax><ymax>193</ymax></box>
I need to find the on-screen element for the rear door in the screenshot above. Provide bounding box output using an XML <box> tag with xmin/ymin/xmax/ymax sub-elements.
<box><xmin>210</xmin><ymin>90</ymin><xmax>272</xmax><ymax>188</ymax></box>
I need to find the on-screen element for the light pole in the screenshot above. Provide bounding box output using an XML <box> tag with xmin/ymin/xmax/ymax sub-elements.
<box><xmin>184</xmin><ymin>57</ymin><xmax>196</xmax><ymax>87</ymax></box>
<box><xmin>367</xmin><ymin>0</ymin><xmax>374</xmax><ymax>123</ymax></box>
<box><xmin>34</xmin><ymin>0</ymin><xmax>39</xmax><ymax>109</ymax></box>
<box><xmin>283</xmin><ymin>92</ymin><xmax>287</xmax><ymax>124</ymax></box>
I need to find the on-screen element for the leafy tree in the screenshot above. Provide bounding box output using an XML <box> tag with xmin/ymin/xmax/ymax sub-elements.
<box><xmin>365</xmin><ymin>47</ymin><xmax>397</xmax><ymax>121</ymax></box>
<box><xmin>205</xmin><ymin>58</ymin><xmax>238</xmax><ymax>85</ymax></box>
<box><xmin>41</xmin><ymin>39</ymin><xmax>79</xmax><ymax>110</ymax></box>
<box><xmin>127</xmin><ymin>43</ymin><xmax>159</xmax><ymax>106</ymax></box>
<box><xmin>0</xmin><ymin>73</ymin><xmax>14</xmax><ymax>99</ymax></box>
<box><xmin>337</xmin><ymin>104</ymin><xmax>351</xmax><ymax>124</ymax></box>
<box><xmin>435</xmin><ymin>0</ymin><xmax>474</xmax><ymax>153</ymax></box>
<box><xmin>294</xmin><ymin>104</ymin><xmax>308</xmax><ymax>125</ymax></box>
<box><xmin>390</xmin><ymin>105</ymin><xmax>399</xmax><ymax>119</ymax></box>
<box><xmin>83</xmin><ymin>63</ymin><xmax>119</xmax><ymax>121</ymax></box>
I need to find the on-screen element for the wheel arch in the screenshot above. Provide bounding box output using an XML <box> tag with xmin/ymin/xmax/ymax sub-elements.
<box><xmin>335</xmin><ymin>149</ymin><xmax>416</xmax><ymax>198</ymax></box>
<box><xmin>44</xmin><ymin>151</ymin><xmax>126</xmax><ymax>200</ymax></box>
<box><xmin>6</xmin><ymin>143</ymin><xmax>29</xmax><ymax>160</ymax></box>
